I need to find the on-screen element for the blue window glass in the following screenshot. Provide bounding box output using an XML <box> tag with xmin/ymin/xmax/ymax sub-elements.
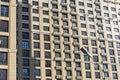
<box><xmin>22</xmin><ymin>41</ymin><xmax>29</xmax><ymax>48</ymax></box>
<box><xmin>0</xmin><ymin>5</ymin><xmax>9</xmax><ymax>17</ymax></box>
<box><xmin>22</xmin><ymin>15</ymin><xmax>29</xmax><ymax>20</ymax></box>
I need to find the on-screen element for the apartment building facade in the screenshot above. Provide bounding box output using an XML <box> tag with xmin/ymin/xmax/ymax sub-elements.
<box><xmin>0</xmin><ymin>0</ymin><xmax>17</xmax><ymax>80</ymax></box>
<box><xmin>1</xmin><ymin>0</ymin><xmax>120</xmax><ymax>80</ymax></box>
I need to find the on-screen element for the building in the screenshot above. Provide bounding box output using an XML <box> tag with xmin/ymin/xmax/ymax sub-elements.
<box><xmin>0</xmin><ymin>0</ymin><xmax>17</xmax><ymax>80</ymax></box>
<box><xmin>1</xmin><ymin>0</ymin><xmax>120</xmax><ymax>80</ymax></box>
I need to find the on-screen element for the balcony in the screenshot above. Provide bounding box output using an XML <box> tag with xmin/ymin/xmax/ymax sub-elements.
<box><xmin>62</xmin><ymin>33</ymin><xmax>70</xmax><ymax>36</ymax></box>
<box><xmin>97</xmin><ymin>30</ymin><xmax>104</xmax><ymax>33</ymax></box>
<box><xmin>55</xmin><ymin>75</ymin><xmax>62</xmax><ymax>79</ymax></box>
<box><xmin>54</xmin><ymin>57</ymin><xmax>62</xmax><ymax>61</ymax></box>
<box><xmin>51</xmin><ymin>1</ymin><xmax>58</xmax><ymax>4</ymax></box>
<box><xmin>60</xmin><ymin>2</ymin><xmax>68</xmax><ymax>5</ymax></box>
<box><xmin>96</xmin><ymin>22</ymin><xmax>103</xmax><ymax>26</ymax></box>
<box><xmin>53</xmin><ymin>40</ymin><xmax>60</xmax><ymax>43</ymax></box>
<box><xmin>64</xmin><ymin>58</ymin><xmax>72</xmax><ymax>61</ymax></box>
<box><xmin>52</xmin><ymin>24</ymin><xmax>59</xmax><ymax>27</ymax></box>
<box><xmin>52</xmin><ymin>32</ymin><xmax>61</xmax><ymax>35</ymax></box>
<box><xmin>52</xmin><ymin>16</ymin><xmax>59</xmax><ymax>19</ymax></box>
<box><xmin>51</xmin><ymin>8</ymin><xmax>59</xmax><ymax>12</ymax></box>
<box><xmin>94</xmin><ymin>2</ymin><xmax>100</xmax><ymax>4</ymax></box>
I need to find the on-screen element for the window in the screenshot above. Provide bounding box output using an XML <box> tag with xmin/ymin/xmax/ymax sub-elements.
<box><xmin>34</xmin><ymin>51</ymin><xmax>40</xmax><ymax>58</ymax></box>
<box><xmin>64</xmin><ymin>37</ymin><xmax>69</xmax><ymax>41</ymax></box>
<box><xmin>108</xmin><ymin>42</ymin><xmax>113</xmax><ymax>47</ymax></box>
<box><xmin>56</xmin><ymin>61</ymin><xmax>61</xmax><ymax>66</ymax></box>
<box><xmin>44</xmin><ymin>43</ymin><xmax>50</xmax><ymax>49</ymax></box>
<box><xmin>22</xmin><ymin>7</ymin><xmax>29</xmax><ymax>12</ymax></box>
<box><xmin>0</xmin><ymin>20</ymin><xmax>8</xmax><ymax>32</ymax></box>
<box><xmin>0</xmin><ymin>69</ymin><xmax>7</xmax><ymax>80</ymax></box>
<box><xmin>23</xmin><ymin>68</ymin><xmax>29</xmax><ymax>76</ymax></box>
<box><xmin>45</xmin><ymin>60</ymin><xmax>51</xmax><ymax>67</ymax></box>
<box><xmin>65</xmin><ymin>53</ymin><xmax>71</xmax><ymax>59</ymax></box>
<box><xmin>22</xmin><ymin>32</ymin><xmax>29</xmax><ymax>39</ymax></box>
<box><xmin>23</xmin><ymin>59</ymin><xmax>29</xmax><ymax>66</ymax></box>
<box><xmin>43</xmin><ymin>26</ymin><xmax>49</xmax><ymax>31</ymax></box>
<box><xmin>43</xmin><ymin>18</ymin><xmax>49</xmax><ymax>23</ymax></box>
<box><xmin>32</xmin><ymin>1</ymin><xmax>38</xmax><ymax>6</ymax></box>
<box><xmin>64</xmin><ymin>45</ymin><xmax>70</xmax><ymax>50</ymax></box>
<box><xmin>67</xmin><ymin>70</ymin><xmax>72</xmax><ymax>76</ymax></box>
<box><xmin>33</xmin><ymin>17</ymin><xmax>39</xmax><ymax>21</ymax></box>
<box><xmin>0</xmin><ymin>5</ymin><xmax>9</xmax><ymax>17</ymax></box>
<box><xmin>102</xmin><ymin>56</ymin><xmax>107</xmax><ymax>61</ymax></box>
<box><xmin>109</xmin><ymin>49</ymin><xmax>114</xmax><ymax>55</ymax></box>
<box><xmin>46</xmin><ymin>69</ymin><xmax>51</xmax><ymax>76</ymax></box>
<box><xmin>42</xmin><ymin>3</ymin><xmax>48</xmax><ymax>7</ymax></box>
<box><xmin>79</xmin><ymin>2</ymin><xmax>84</xmax><ymax>6</ymax></box>
<box><xmin>0</xmin><ymin>52</ymin><xmax>7</xmax><ymax>65</ymax></box>
<box><xmin>113</xmin><ymin>73</ymin><xmax>118</xmax><ymax>79</ymax></box>
<box><xmin>86</xmin><ymin>71</ymin><xmax>91</xmax><ymax>78</ymax></box>
<box><xmin>33</xmin><ymin>9</ymin><xmax>38</xmax><ymax>13</ymax></box>
<box><xmin>79</xmin><ymin>9</ymin><xmax>85</xmax><ymax>13</ymax></box>
<box><xmin>66</xmin><ymin>62</ymin><xmax>71</xmax><ymax>67</ymax></box>
<box><xmin>34</xmin><ymin>42</ymin><xmax>40</xmax><ymax>48</ymax></box>
<box><xmin>33</xmin><ymin>33</ymin><xmax>40</xmax><ymax>40</ymax></box>
<box><xmin>34</xmin><ymin>69</ymin><xmax>40</xmax><ymax>76</ymax></box>
<box><xmin>55</xmin><ymin>52</ymin><xmax>61</xmax><ymax>57</ymax></box>
<box><xmin>22</xmin><ymin>23</ymin><xmax>29</xmax><ymax>29</ymax></box>
<box><xmin>80</xmin><ymin>16</ymin><xmax>85</xmax><ymax>21</ymax></box>
<box><xmin>110</xmin><ymin>57</ymin><xmax>115</xmax><ymax>63</ymax></box>
<box><xmin>61</xmin><ymin>0</ymin><xmax>66</xmax><ymax>3</ymax></box>
<box><xmin>33</xmin><ymin>25</ymin><xmax>39</xmax><ymax>30</ymax></box>
<box><xmin>55</xmin><ymin>44</ymin><xmax>60</xmax><ymax>49</ymax></box>
<box><xmin>52</xmin><ymin>4</ymin><xmax>58</xmax><ymax>9</ymax></box>
<box><xmin>75</xmin><ymin>62</ymin><xmax>81</xmax><ymax>67</ymax></box>
<box><xmin>1</xmin><ymin>0</ymin><xmax>9</xmax><ymax>2</ymax></box>
<box><xmin>34</xmin><ymin>60</ymin><xmax>40</xmax><ymax>66</ymax></box>
<box><xmin>103</xmin><ymin>6</ymin><xmax>108</xmax><ymax>10</ymax></box>
<box><xmin>88</xmin><ymin>10</ymin><xmax>93</xmax><ymax>14</ymax></box>
<box><xmin>22</xmin><ymin>50</ymin><xmax>30</xmax><ymax>57</ymax></box>
<box><xmin>22</xmin><ymin>41</ymin><xmax>29</xmax><ymax>48</ymax></box>
<box><xmin>89</xmin><ymin>17</ymin><xmax>94</xmax><ymax>22</ymax></box>
<box><xmin>87</xmin><ymin>3</ymin><xmax>92</xmax><ymax>7</ymax></box>
<box><xmin>82</xmin><ymin>39</ymin><xmax>88</xmax><ymax>45</ymax></box>
<box><xmin>56</xmin><ymin>70</ymin><xmax>62</xmax><ymax>75</ymax></box>
<box><xmin>92</xmin><ymin>48</ymin><xmax>97</xmax><ymax>54</ymax></box>
<box><xmin>112</xmin><ymin>65</ymin><xmax>117</xmax><ymax>71</ymax></box>
<box><xmin>93</xmin><ymin>56</ymin><xmax>99</xmax><ymax>62</ymax></box>
<box><xmin>91</xmin><ymin>40</ymin><xmax>97</xmax><ymax>46</ymax></box>
<box><xmin>104</xmin><ymin>72</ymin><xmax>109</xmax><ymax>77</ymax></box>
<box><xmin>44</xmin><ymin>35</ymin><xmax>50</xmax><ymax>41</ymax></box>
<box><xmin>22</xmin><ymin>0</ymin><xmax>28</xmax><ymax>4</ymax></box>
<box><xmin>43</xmin><ymin>11</ymin><xmax>49</xmax><ymax>15</ymax></box>
<box><xmin>85</xmin><ymin>63</ymin><xmax>90</xmax><ymax>69</ymax></box>
<box><xmin>95</xmin><ymin>72</ymin><xmax>100</xmax><ymax>78</ymax></box>
<box><xmin>0</xmin><ymin>36</ymin><xmax>8</xmax><ymax>48</ymax></box>
<box><xmin>90</xmin><ymin>25</ymin><xmax>95</xmax><ymax>29</ymax></box>
<box><xmin>22</xmin><ymin>15</ymin><xmax>29</xmax><ymax>20</ymax></box>
<box><xmin>45</xmin><ymin>52</ymin><xmax>51</xmax><ymax>58</ymax></box>
<box><xmin>81</xmin><ymin>24</ymin><xmax>86</xmax><ymax>28</ymax></box>
<box><xmin>75</xmin><ymin>54</ymin><xmax>80</xmax><ymax>59</ymax></box>
<box><xmin>76</xmin><ymin>71</ymin><xmax>82</xmax><ymax>76</ymax></box>
<box><xmin>94</xmin><ymin>64</ymin><xmax>99</xmax><ymax>70</ymax></box>
<box><xmin>54</xmin><ymin>36</ymin><xmax>60</xmax><ymax>40</ymax></box>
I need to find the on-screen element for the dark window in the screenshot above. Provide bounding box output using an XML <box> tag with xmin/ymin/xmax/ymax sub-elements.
<box><xmin>34</xmin><ymin>51</ymin><xmax>40</xmax><ymax>58</ymax></box>
<box><xmin>44</xmin><ymin>43</ymin><xmax>50</xmax><ymax>49</ymax></box>
<box><xmin>34</xmin><ymin>42</ymin><xmax>40</xmax><ymax>48</ymax></box>
<box><xmin>22</xmin><ymin>0</ymin><xmax>28</xmax><ymax>4</ymax></box>
<box><xmin>0</xmin><ymin>69</ymin><xmax>7</xmax><ymax>80</ymax></box>
<box><xmin>33</xmin><ymin>33</ymin><xmax>40</xmax><ymax>40</ymax></box>
<box><xmin>0</xmin><ymin>52</ymin><xmax>7</xmax><ymax>65</ymax></box>
<box><xmin>22</xmin><ymin>50</ymin><xmax>30</xmax><ymax>57</ymax></box>
<box><xmin>0</xmin><ymin>36</ymin><xmax>8</xmax><ymax>48</ymax></box>
<box><xmin>22</xmin><ymin>23</ymin><xmax>29</xmax><ymax>29</ymax></box>
<box><xmin>23</xmin><ymin>59</ymin><xmax>29</xmax><ymax>66</ymax></box>
<box><xmin>46</xmin><ymin>69</ymin><xmax>51</xmax><ymax>76</ymax></box>
<box><xmin>22</xmin><ymin>7</ymin><xmax>29</xmax><ymax>12</ymax></box>
<box><xmin>22</xmin><ymin>15</ymin><xmax>29</xmax><ymax>20</ymax></box>
<box><xmin>0</xmin><ymin>5</ymin><xmax>9</xmax><ymax>17</ymax></box>
<box><xmin>1</xmin><ymin>0</ymin><xmax>9</xmax><ymax>2</ymax></box>
<box><xmin>0</xmin><ymin>20</ymin><xmax>8</xmax><ymax>32</ymax></box>
<box><xmin>42</xmin><ymin>3</ymin><xmax>48</xmax><ymax>7</ymax></box>
<box><xmin>44</xmin><ymin>35</ymin><xmax>50</xmax><ymax>41</ymax></box>
<box><xmin>32</xmin><ymin>1</ymin><xmax>38</xmax><ymax>6</ymax></box>
<box><xmin>22</xmin><ymin>32</ymin><xmax>29</xmax><ymax>39</ymax></box>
